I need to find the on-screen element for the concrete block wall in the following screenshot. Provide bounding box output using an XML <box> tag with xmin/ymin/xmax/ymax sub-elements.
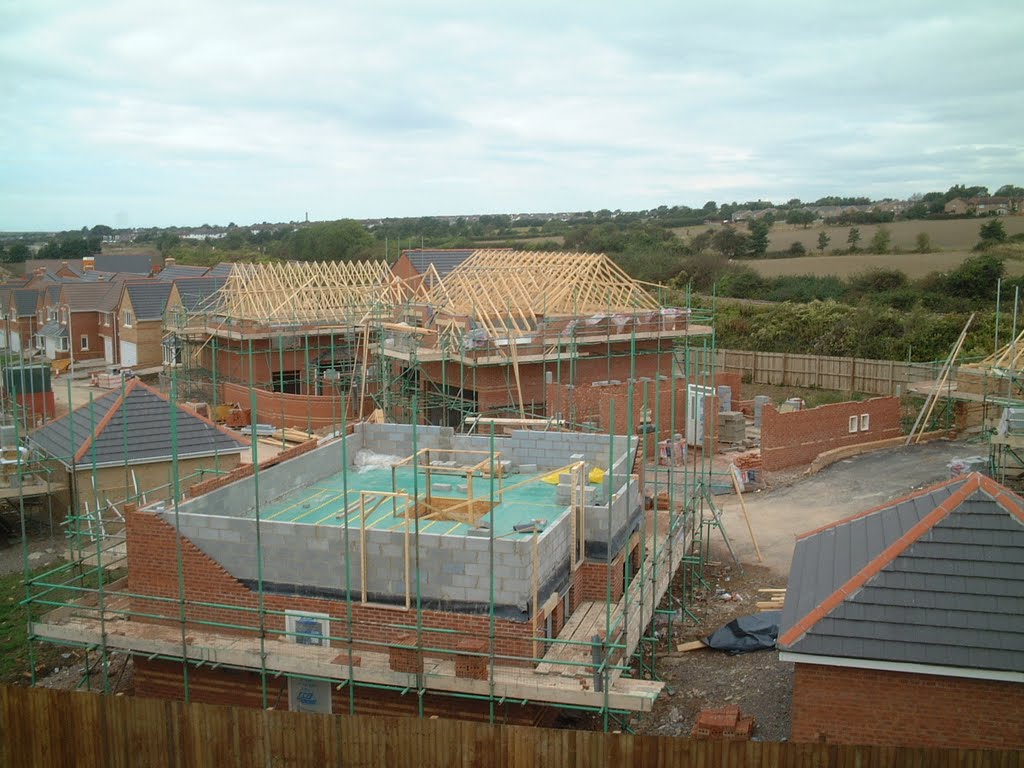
<box><xmin>161</xmin><ymin>505</ymin><xmax>573</xmax><ymax>614</ymax></box>
<box><xmin>358</xmin><ymin>423</ymin><xmax>453</xmax><ymax>457</ymax></box>
<box><xmin>179</xmin><ymin>431</ymin><xmax>361</xmax><ymax>518</ymax></box>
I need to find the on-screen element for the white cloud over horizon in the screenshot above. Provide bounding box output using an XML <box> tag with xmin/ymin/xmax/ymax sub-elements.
<box><xmin>2</xmin><ymin>0</ymin><xmax>1023</xmax><ymax>230</ymax></box>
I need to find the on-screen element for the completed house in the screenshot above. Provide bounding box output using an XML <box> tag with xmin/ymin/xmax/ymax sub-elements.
<box><xmin>779</xmin><ymin>472</ymin><xmax>1024</xmax><ymax>749</ymax></box>
<box><xmin>7</xmin><ymin>288</ymin><xmax>42</xmax><ymax>355</ymax></box>
<box><xmin>35</xmin><ymin>282</ymin><xmax>121</xmax><ymax>367</ymax></box>
<box><xmin>115</xmin><ymin>282</ymin><xmax>173</xmax><ymax>368</ymax></box>
<box><xmin>27</xmin><ymin>378</ymin><xmax>249</xmax><ymax>519</ymax></box>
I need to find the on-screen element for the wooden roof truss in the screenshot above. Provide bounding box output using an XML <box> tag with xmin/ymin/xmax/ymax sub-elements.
<box><xmin>214</xmin><ymin>261</ymin><xmax>430</xmax><ymax>326</ymax></box>
<box><xmin>426</xmin><ymin>250</ymin><xmax>661</xmax><ymax>342</ymax></box>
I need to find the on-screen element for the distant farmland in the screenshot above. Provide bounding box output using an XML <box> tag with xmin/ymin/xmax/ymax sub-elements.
<box><xmin>673</xmin><ymin>217</ymin><xmax>1024</xmax><ymax>252</ymax></box>
<box><xmin>744</xmin><ymin>250</ymin><xmax>1024</xmax><ymax>280</ymax></box>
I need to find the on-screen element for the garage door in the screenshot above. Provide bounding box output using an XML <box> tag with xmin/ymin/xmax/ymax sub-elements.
<box><xmin>119</xmin><ymin>340</ymin><xmax>137</xmax><ymax>367</ymax></box>
<box><xmin>104</xmin><ymin>337</ymin><xmax>113</xmax><ymax>364</ymax></box>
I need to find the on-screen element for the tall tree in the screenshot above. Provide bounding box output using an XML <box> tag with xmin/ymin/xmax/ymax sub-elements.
<box><xmin>817</xmin><ymin>231</ymin><xmax>831</xmax><ymax>253</ymax></box>
<box><xmin>747</xmin><ymin>219</ymin><xmax>771</xmax><ymax>258</ymax></box>
<box><xmin>846</xmin><ymin>227</ymin><xmax>861</xmax><ymax>252</ymax></box>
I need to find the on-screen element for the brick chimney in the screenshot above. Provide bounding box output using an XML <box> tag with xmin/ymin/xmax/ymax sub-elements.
<box><xmin>82</xmin><ymin>256</ymin><xmax>95</xmax><ymax>272</ymax></box>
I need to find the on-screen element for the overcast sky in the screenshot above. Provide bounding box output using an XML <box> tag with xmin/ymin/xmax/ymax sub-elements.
<box><xmin>2</xmin><ymin>1</ymin><xmax>1022</xmax><ymax>231</ymax></box>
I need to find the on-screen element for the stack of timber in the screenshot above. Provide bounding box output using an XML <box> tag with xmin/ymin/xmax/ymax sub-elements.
<box><xmin>755</xmin><ymin>588</ymin><xmax>786</xmax><ymax>610</ymax></box>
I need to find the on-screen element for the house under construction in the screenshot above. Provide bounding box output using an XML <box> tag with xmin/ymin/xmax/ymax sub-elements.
<box><xmin>11</xmin><ymin>250</ymin><xmax>726</xmax><ymax>730</ymax></box>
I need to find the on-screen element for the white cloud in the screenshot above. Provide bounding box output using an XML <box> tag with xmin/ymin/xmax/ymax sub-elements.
<box><xmin>1</xmin><ymin>1</ymin><xmax>1023</xmax><ymax>229</ymax></box>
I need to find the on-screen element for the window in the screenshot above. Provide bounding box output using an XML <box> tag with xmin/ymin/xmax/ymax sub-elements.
<box><xmin>80</xmin><ymin>335</ymin><xmax>89</xmax><ymax>351</ymax></box>
<box><xmin>123</xmin><ymin>311</ymin><xmax>133</xmax><ymax>327</ymax></box>
<box><xmin>860</xmin><ymin>413</ymin><xmax>870</xmax><ymax>432</ymax></box>
<box><xmin>47</xmin><ymin>308</ymin><xmax>56</xmax><ymax>322</ymax></box>
<box><xmin>848</xmin><ymin>415</ymin><xmax>858</xmax><ymax>433</ymax></box>
<box><xmin>163</xmin><ymin>340</ymin><xmax>182</xmax><ymax>366</ymax></box>
<box><xmin>58</xmin><ymin>337</ymin><xmax>69</xmax><ymax>352</ymax></box>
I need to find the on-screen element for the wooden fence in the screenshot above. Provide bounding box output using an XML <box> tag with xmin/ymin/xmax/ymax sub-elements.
<box><xmin>2</xmin><ymin>685</ymin><xmax>1021</xmax><ymax>768</ymax></box>
<box><xmin>715</xmin><ymin>349</ymin><xmax>940</xmax><ymax>396</ymax></box>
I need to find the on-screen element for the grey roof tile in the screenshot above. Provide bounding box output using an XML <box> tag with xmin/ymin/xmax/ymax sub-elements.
<box><xmin>401</xmin><ymin>249</ymin><xmax>475</xmax><ymax>279</ymax></box>
<box><xmin>172</xmin><ymin>276</ymin><xmax>226</xmax><ymax>313</ymax></box>
<box><xmin>37</xmin><ymin>320</ymin><xmax>67</xmax><ymax>338</ymax></box>
<box><xmin>28</xmin><ymin>381</ymin><xmax>247</xmax><ymax>467</ymax></box>
<box><xmin>13</xmin><ymin>289</ymin><xmax>40</xmax><ymax>316</ymax></box>
<box><xmin>157</xmin><ymin>264</ymin><xmax>210</xmax><ymax>281</ymax></box>
<box><xmin>780</xmin><ymin>476</ymin><xmax>1024</xmax><ymax>674</ymax></box>
<box><xmin>124</xmin><ymin>282</ymin><xmax>173</xmax><ymax>321</ymax></box>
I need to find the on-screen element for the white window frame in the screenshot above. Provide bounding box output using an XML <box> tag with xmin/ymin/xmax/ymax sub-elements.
<box><xmin>58</xmin><ymin>337</ymin><xmax>69</xmax><ymax>353</ymax></box>
<box><xmin>123</xmin><ymin>311</ymin><xmax>133</xmax><ymax>327</ymax></box>
<box><xmin>80</xmin><ymin>335</ymin><xmax>89</xmax><ymax>351</ymax></box>
<box><xmin>285</xmin><ymin>610</ymin><xmax>330</xmax><ymax>647</ymax></box>
<box><xmin>848</xmin><ymin>415</ymin><xmax>858</xmax><ymax>434</ymax></box>
<box><xmin>860</xmin><ymin>413</ymin><xmax>870</xmax><ymax>432</ymax></box>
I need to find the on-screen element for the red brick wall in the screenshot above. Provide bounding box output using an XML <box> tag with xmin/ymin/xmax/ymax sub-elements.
<box><xmin>760</xmin><ymin>397</ymin><xmax>902</xmax><ymax>471</ymax></box>
<box><xmin>545</xmin><ymin>380</ymin><xmax>685</xmax><ymax>457</ymax></box>
<box><xmin>419</xmin><ymin>342</ymin><xmax>677</xmax><ymax>415</ymax></box>
<box><xmin>715</xmin><ymin>372</ymin><xmax>742</xmax><ymax>404</ymax></box>
<box><xmin>125</xmin><ymin>509</ymin><xmax>542</xmax><ymax>663</ymax></box>
<box><xmin>573</xmin><ymin>553</ymin><xmax>625</xmax><ymax>607</ymax></box>
<box><xmin>221</xmin><ymin>381</ymin><xmax>360</xmax><ymax>431</ymax></box>
<box><xmin>133</xmin><ymin>657</ymin><xmax>553</xmax><ymax>725</ymax></box>
<box><xmin>792</xmin><ymin>663</ymin><xmax>1024</xmax><ymax>748</ymax></box>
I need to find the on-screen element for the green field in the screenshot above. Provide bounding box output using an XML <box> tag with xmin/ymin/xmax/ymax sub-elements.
<box><xmin>673</xmin><ymin>217</ymin><xmax>1024</xmax><ymax>253</ymax></box>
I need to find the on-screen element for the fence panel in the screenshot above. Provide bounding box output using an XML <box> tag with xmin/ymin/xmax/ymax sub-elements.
<box><xmin>715</xmin><ymin>349</ymin><xmax>939</xmax><ymax>397</ymax></box>
<box><xmin>2</xmin><ymin>685</ymin><xmax>1020</xmax><ymax>768</ymax></box>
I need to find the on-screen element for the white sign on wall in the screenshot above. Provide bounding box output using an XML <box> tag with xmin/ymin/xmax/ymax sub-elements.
<box><xmin>285</xmin><ymin>609</ymin><xmax>333</xmax><ymax>714</ymax></box>
<box><xmin>288</xmin><ymin>677</ymin><xmax>332</xmax><ymax>714</ymax></box>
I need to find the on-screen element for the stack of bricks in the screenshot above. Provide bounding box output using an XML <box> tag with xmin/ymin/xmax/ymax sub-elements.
<box><xmin>733</xmin><ymin>452</ymin><xmax>763</xmax><ymax>487</ymax></box>
<box><xmin>453</xmin><ymin>639</ymin><xmax>489</xmax><ymax>680</ymax></box>
<box><xmin>388</xmin><ymin>634</ymin><xmax>423</xmax><ymax>674</ymax></box>
<box><xmin>691</xmin><ymin>705</ymin><xmax>755</xmax><ymax>739</ymax></box>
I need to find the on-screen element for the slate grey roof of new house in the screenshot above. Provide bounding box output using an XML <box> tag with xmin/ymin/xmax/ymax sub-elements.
<box><xmin>779</xmin><ymin>473</ymin><xmax>1024</xmax><ymax>674</ymax></box>
<box><xmin>173</xmin><ymin>277</ymin><xmax>227</xmax><ymax>313</ymax></box>
<box><xmin>94</xmin><ymin>253</ymin><xmax>159</xmax><ymax>274</ymax></box>
<box><xmin>12</xmin><ymin>289</ymin><xmax>39</xmax><ymax>317</ymax></box>
<box><xmin>60</xmin><ymin>282</ymin><xmax>123</xmax><ymax>311</ymax></box>
<box><xmin>157</xmin><ymin>264</ymin><xmax>210</xmax><ymax>281</ymax></box>
<box><xmin>37</xmin><ymin>320</ymin><xmax>67</xmax><ymax>339</ymax></box>
<box><xmin>124</xmin><ymin>282</ymin><xmax>173</xmax><ymax>321</ymax></box>
<box><xmin>28</xmin><ymin>380</ymin><xmax>248</xmax><ymax>467</ymax></box>
<box><xmin>401</xmin><ymin>249</ymin><xmax>476</xmax><ymax>279</ymax></box>
<box><xmin>207</xmin><ymin>262</ymin><xmax>235</xmax><ymax>278</ymax></box>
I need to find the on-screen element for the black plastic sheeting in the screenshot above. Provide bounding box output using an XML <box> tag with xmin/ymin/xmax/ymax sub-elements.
<box><xmin>704</xmin><ymin>610</ymin><xmax>781</xmax><ymax>654</ymax></box>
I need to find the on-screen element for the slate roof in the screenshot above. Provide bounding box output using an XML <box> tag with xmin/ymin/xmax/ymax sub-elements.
<box><xmin>28</xmin><ymin>379</ymin><xmax>248</xmax><ymax>468</ymax></box>
<box><xmin>12</xmin><ymin>289</ymin><xmax>40</xmax><ymax>317</ymax></box>
<box><xmin>779</xmin><ymin>473</ymin><xmax>1024</xmax><ymax>674</ymax></box>
<box><xmin>37</xmin><ymin>320</ymin><xmax>67</xmax><ymax>338</ymax></box>
<box><xmin>401</xmin><ymin>249</ymin><xmax>476</xmax><ymax>279</ymax></box>
<box><xmin>60</xmin><ymin>282</ymin><xmax>122</xmax><ymax>311</ymax></box>
<box><xmin>93</xmin><ymin>253</ymin><xmax>159</xmax><ymax>274</ymax></box>
<box><xmin>172</xmin><ymin>277</ymin><xmax>226</xmax><ymax>313</ymax></box>
<box><xmin>207</xmin><ymin>262</ymin><xmax>236</xmax><ymax>277</ymax></box>
<box><xmin>124</xmin><ymin>282</ymin><xmax>173</xmax><ymax>321</ymax></box>
<box><xmin>157</xmin><ymin>264</ymin><xmax>210</xmax><ymax>281</ymax></box>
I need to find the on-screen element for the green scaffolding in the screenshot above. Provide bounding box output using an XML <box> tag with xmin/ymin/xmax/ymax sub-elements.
<box><xmin>8</xmin><ymin>274</ymin><xmax>731</xmax><ymax>732</ymax></box>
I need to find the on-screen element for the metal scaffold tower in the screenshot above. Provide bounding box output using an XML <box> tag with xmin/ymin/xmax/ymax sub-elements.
<box><xmin>8</xmin><ymin>252</ymin><xmax>725</xmax><ymax>732</ymax></box>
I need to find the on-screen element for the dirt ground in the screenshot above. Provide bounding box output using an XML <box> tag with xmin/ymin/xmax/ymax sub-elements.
<box><xmin>631</xmin><ymin>438</ymin><xmax>977</xmax><ymax>740</ymax></box>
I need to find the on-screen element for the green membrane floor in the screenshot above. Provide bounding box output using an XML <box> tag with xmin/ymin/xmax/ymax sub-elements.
<box><xmin>252</xmin><ymin>466</ymin><xmax>569</xmax><ymax>539</ymax></box>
